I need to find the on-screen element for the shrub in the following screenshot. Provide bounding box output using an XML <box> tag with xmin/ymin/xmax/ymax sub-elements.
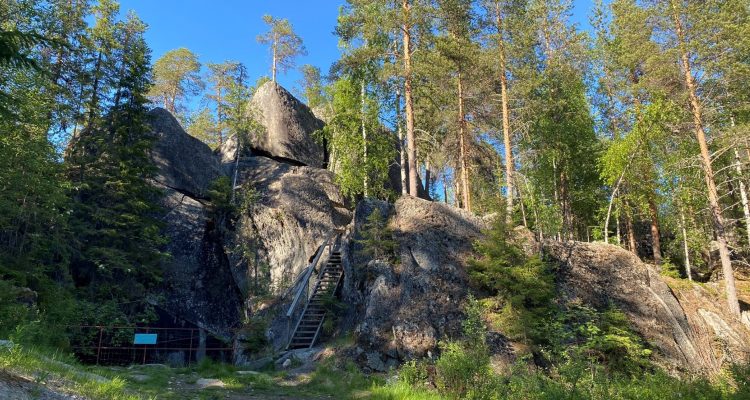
<box><xmin>356</xmin><ymin>208</ymin><xmax>397</xmax><ymax>262</ymax></box>
<box><xmin>468</xmin><ymin>217</ymin><xmax>555</xmax><ymax>344</ymax></box>
<box><xmin>400</xmin><ymin>360</ymin><xmax>430</xmax><ymax>386</ymax></box>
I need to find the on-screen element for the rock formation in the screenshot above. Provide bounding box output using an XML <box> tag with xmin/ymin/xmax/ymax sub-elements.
<box><xmin>340</xmin><ymin>197</ymin><xmax>487</xmax><ymax>370</ymax></box>
<box><xmin>544</xmin><ymin>240</ymin><xmax>750</xmax><ymax>374</ymax></box>
<box><xmin>248</xmin><ymin>81</ymin><xmax>326</xmax><ymax>168</ymax></box>
<box><xmin>338</xmin><ymin>198</ymin><xmax>750</xmax><ymax>374</ymax></box>
<box><xmin>148</xmin><ymin>108</ymin><xmax>223</xmax><ymax>199</ymax></box>
<box><xmin>228</xmin><ymin>156</ymin><xmax>351</xmax><ymax>291</ymax></box>
<box><xmin>147</xmin><ymin>108</ymin><xmax>243</xmax><ymax>339</ymax></box>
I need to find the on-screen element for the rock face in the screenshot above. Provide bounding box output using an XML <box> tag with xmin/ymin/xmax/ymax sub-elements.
<box><xmin>149</xmin><ymin>108</ymin><xmax>223</xmax><ymax>199</ymax></box>
<box><xmin>543</xmin><ymin>240</ymin><xmax>750</xmax><ymax>374</ymax></box>
<box><xmin>149</xmin><ymin>109</ymin><xmax>243</xmax><ymax>339</ymax></box>
<box><xmin>158</xmin><ymin>187</ymin><xmax>243</xmax><ymax>338</ymax></box>
<box><xmin>248</xmin><ymin>81</ymin><xmax>326</xmax><ymax>168</ymax></box>
<box><xmin>341</xmin><ymin>197</ymin><xmax>486</xmax><ymax>369</ymax></box>
<box><xmin>230</xmin><ymin>156</ymin><xmax>351</xmax><ymax>291</ymax></box>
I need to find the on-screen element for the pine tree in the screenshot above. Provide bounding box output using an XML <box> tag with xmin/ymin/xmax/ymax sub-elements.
<box><xmin>256</xmin><ymin>15</ymin><xmax>307</xmax><ymax>82</ymax></box>
<box><xmin>67</xmin><ymin>9</ymin><xmax>166</xmax><ymax>323</ymax></box>
<box><xmin>148</xmin><ymin>47</ymin><xmax>204</xmax><ymax>117</ymax></box>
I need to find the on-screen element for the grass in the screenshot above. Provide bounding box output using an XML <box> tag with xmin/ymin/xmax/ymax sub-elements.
<box><xmin>0</xmin><ymin>344</ymin><xmax>145</xmax><ymax>400</ymax></box>
<box><xmin>0</xmin><ymin>343</ymin><xmax>413</xmax><ymax>399</ymax></box>
<box><xmin>4</xmin><ymin>343</ymin><xmax>747</xmax><ymax>400</ymax></box>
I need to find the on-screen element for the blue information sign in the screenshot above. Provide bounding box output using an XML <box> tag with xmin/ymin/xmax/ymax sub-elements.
<box><xmin>133</xmin><ymin>333</ymin><xmax>157</xmax><ymax>345</ymax></box>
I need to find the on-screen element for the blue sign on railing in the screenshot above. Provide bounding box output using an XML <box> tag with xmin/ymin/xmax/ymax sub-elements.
<box><xmin>133</xmin><ymin>333</ymin><xmax>157</xmax><ymax>345</ymax></box>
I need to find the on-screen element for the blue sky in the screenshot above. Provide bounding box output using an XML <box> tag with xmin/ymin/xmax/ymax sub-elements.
<box><xmin>118</xmin><ymin>0</ymin><xmax>596</xmax><ymax>95</ymax></box>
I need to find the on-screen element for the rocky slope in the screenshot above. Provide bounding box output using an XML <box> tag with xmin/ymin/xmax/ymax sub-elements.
<box><xmin>335</xmin><ymin>199</ymin><xmax>750</xmax><ymax>374</ymax></box>
<box><xmin>544</xmin><ymin>240</ymin><xmax>750</xmax><ymax>374</ymax></box>
<box><xmin>339</xmin><ymin>197</ymin><xmax>488</xmax><ymax>370</ymax></box>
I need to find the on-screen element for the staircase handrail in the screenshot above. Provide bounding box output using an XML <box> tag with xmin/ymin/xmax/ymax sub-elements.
<box><xmin>285</xmin><ymin>230</ymin><xmax>340</xmax><ymax>346</ymax></box>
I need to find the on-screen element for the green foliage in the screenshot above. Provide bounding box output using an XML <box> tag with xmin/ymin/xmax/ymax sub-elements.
<box><xmin>238</xmin><ymin>316</ymin><xmax>268</xmax><ymax>354</ymax></box>
<box><xmin>207</xmin><ymin>176</ymin><xmax>236</xmax><ymax>218</ymax></box>
<box><xmin>320</xmin><ymin>76</ymin><xmax>396</xmax><ymax>200</ymax></box>
<box><xmin>256</xmin><ymin>15</ymin><xmax>307</xmax><ymax>80</ymax></box>
<box><xmin>468</xmin><ymin>217</ymin><xmax>555</xmax><ymax>343</ymax></box>
<box><xmin>65</xmin><ymin>6</ymin><xmax>166</xmax><ymax>324</ymax></box>
<box><xmin>434</xmin><ymin>298</ymin><xmax>493</xmax><ymax>400</ymax></box>
<box><xmin>660</xmin><ymin>259</ymin><xmax>683</xmax><ymax>279</ymax></box>
<box><xmin>147</xmin><ymin>47</ymin><xmax>204</xmax><ymax>116</ymax></box>
<box><xmin>547</xmin><ymin>303</ymin><xmax>653</xmax><ymax>374</ymax></box>
<box><xmin>355</xmin><ymin>208</ymin><xmax>397</xmax><ymax>262</ymax></box>
<box><xmin>399</xmin><ymin>360</ymin><xmax>430</xmax><ymax>386</ymax></box>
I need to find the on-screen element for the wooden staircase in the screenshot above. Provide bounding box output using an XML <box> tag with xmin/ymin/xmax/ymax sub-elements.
<box><xmin>287</xmin><ymin>250</ymin><xmax>344</xmax><ymax>349</ymax></box>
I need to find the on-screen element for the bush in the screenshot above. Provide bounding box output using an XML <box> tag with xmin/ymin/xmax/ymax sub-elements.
<box><xmin>356</xmin><ymin>208</ymin><xmax>397</xmax><ymax>262</ymax></box>
<box><xmin>400</xmin><ymin>360</ymin><xmax>430</xmax><ymax>386</ymax></box>
<box><xmin>468</xmin><ymin>218</ymin><xmax>555</xmax><ymax>344</ymax></box>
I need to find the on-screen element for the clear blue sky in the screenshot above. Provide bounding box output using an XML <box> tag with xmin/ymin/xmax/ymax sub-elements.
<box><xmin>118</xmin><ymin>0</ymin><xmax>596</xmax><ymax>95</ymax></box>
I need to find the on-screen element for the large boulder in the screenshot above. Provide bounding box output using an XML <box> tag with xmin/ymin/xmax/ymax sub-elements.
<box><xmin>543</xmin><ymin>240</ymin><xmax>750</xmax><ymax>374</ymax></box>
<box><xmin>148</xmin><ymin>108</ymin><xmax>223</xmax><ymax>198</ymax></box>
<box><xmin>341</xmin><ymin>197</ymin><xmax>487</xmax><ymax>367</ymax></box>
<box><xmin>248</xmin><ymin>82</ymin><xmax>326</xmax><ymax>168</ymax></box>
<box><xmin>229</xmin><ymin>156</ymin><xmax>351</xmax><ymax>292</ymax></box>
<box><xmin>158</xmin><ymin>187</ymin><xmax>243</xmax><ymax>339</ymax></box>
<box><xmin>148</xmin><ymin>108</ymin><xmax>242</xmax><ymax>338</ymax></box>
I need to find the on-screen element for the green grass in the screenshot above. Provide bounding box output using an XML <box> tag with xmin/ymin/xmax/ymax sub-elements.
<box><xmin>4</xmin><ymin>343</ymin><xmax>748</xmax><ymax>400</ymax></box>
<box><xmin>0</xmin><ymin>345</ymin><xmax>146</xmax><ymax>400</ymax></box>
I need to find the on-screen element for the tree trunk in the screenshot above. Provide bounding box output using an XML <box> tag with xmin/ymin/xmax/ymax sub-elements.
<box><xmin>495</xmin><ymin>1</ymin><xmax>515</xmax><ymax>222</ymax></box>
<box><xmin>457</xmin><ymin>69</ymin><xmax>471</xmax><ymax>212</ymax></box>
<box><xmin>680</xmin><ymin>205</ymin><xmax>692</xmax><ymax>281</ymax></box>
<box><xmin>396</xmin><ymin>89</ymin><xmax>407</xmax><ymax>196</ymax></box>
<box><xmin>648</xmin><ymin>197</ymin><xmax>663</xmax><ymax>266</ymax></box>
<box><xmin>272</xmin><ymin>36</ymin><xmax>278</xmax><ymax>82</ymax></box>
<box><xmin>424</xmin><ymin>160</ymin><xmax>431</xmax><ymax>195</ymax></box>
<box><xmin>361</xmin><ymin>79</ymin><xmax>368</xmax><ymax>198</ymax></box>
<box><xmin>734</xmin><ymin>147</ymin><xmax>750</xmax><ymax>247</ymax></box>
<box><xmin>624</xmin><ymin>201</ymin><xmax>637</xmax><ymax>254</ymax></box>
<box><xmin>402</xmin><ymin>0</ymin><xmax>419</xmax><ymax>197</ymax></box>
<box><xmin>443</xmin><ymin>172</ymin><xmax>449</xmax><ymax>204</ymax></box>
<box><xmin>671</xmin><ymin>0</ymin><xmax>739</xmax><ymax>316</ymax></box>
<box><xmin>86</xmin><ymin>51</ymin><xmax>103</xmax><ymax>130</ymax></box>
<box><xmin>216</xmin><ymin>85</ymin><xmax>224</xmax><ymax>147</ymax></box>
<box><xmin>731</xmin><ymin>118</ymin><xmax>750</xmax><ymax>247</ymax></box>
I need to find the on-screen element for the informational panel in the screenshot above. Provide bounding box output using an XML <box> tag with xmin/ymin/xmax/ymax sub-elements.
<box><xmin>133</xmin><ymin>333</ymin><xmax>157</xmax><ymax>345</ymax></box>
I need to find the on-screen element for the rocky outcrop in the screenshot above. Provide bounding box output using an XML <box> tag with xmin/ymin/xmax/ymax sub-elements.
<box><xmin>230</xmin><ymin>156</ymin><xmax>351</xmax><ymax>292</ymax></box>
<box><xmin>158</xmin><ymin>187</ymin><xmax>243</xmax><ymax>339</ymax></box>
<box><xmin>148</xmin><ymin>108</ymin><xmax>223</xmax><ymax>199</ymax></box>
<box><xmin>543</xmin><ymin>240</ymin><xmax>750</xmax><ymax>374</ymax></box>
<box><xmin>341</xmin><ymin>197</ymin><xmax>486</xmax><ymax>370</ymax></box>
<box><xmin>148</xmin><ymin>109</ymin><xmax>243</xmax><ymax>339</ymax></box>
<box><xmin>248</xmin><ymin>81</ymin><xmax>326</xmax><ymax>168</ymax></box>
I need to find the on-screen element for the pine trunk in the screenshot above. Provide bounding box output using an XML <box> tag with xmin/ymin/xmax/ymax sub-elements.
<box><xmin>402</xmin><ymin>0</ymin><xmax>419</xmax><ymax>197</ymax></box>
<box><xmin>457</xmin><ymin>69</ymin><xmax>471</xmax><ymax>212</ymax></box>
<box><xmin>734</xmin><ymin>147</ymin><xmax>750</xmax><ymax>247</ymax></box>
<box><xmin>680</xmin><ymin>206</ymin><xmax>692</xmax><ymax>281</ymax></box>
<box><xmin>396</xmin><ymin>89</ymin><xmax>407</xmax><ymax>196</ymax></box>
<box><xmin>648</xmin><ymin>197</ymin><xmax>663</xmax><ymax>266</ymax></box>
<box><xmin>272</xmin><ymin>37</ymin><xmax>277</xmax><ymax>82</ymax></box>
<box><xmin>424</xmin><ymin>160</ymin><xmax>431</xmax><ymax>195</ymax></box>
<box><xmin>671</xmin><ymin>0</ymin><xmax>739</xmax><ymax>316</ymax></box>
<box><xmin>361</xmin><ymin>79</ymin><xmax>368</xmax><ymax>198</ymax></box>
<box><xmin>625</xmin><ymin>201</ymin><xmax>637</xmax><ymax>254</ymax></box>
<box><xmin>495</xmin><ymin>1</ymin><xmax>515</xmax><ymax>222</ymax></box>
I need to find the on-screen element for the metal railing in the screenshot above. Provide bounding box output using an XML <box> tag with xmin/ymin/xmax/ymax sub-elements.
<box><xmin>66</xmin><ymin>325</ymin><xmax>232</xmax><ymax>366</ymax></box>
<box><xmin>284</xmin><ymin>230</ymin><xmax>341</xmax><ymax>348</ymax></box>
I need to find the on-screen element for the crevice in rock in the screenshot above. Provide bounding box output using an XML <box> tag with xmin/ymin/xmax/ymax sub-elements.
<box><xmin>248</xmin><ymin>147</ymin><xmax>307</xmax><ymax>167</ymax></box>
<box><xmin>154</xmin><ymin>178</ymin><xmax>210</xmax><ymax>204</ymax></box>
